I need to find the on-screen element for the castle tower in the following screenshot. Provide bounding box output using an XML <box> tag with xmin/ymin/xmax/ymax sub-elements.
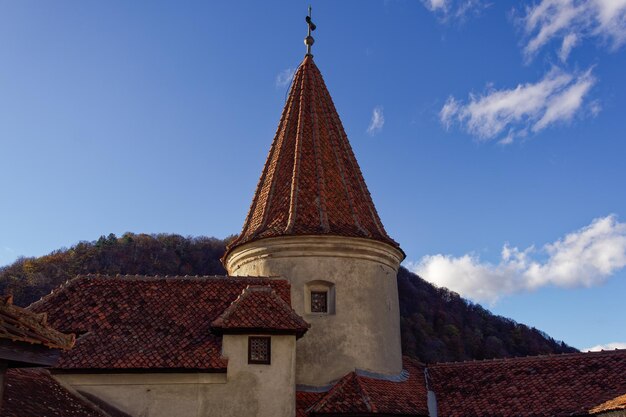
<box><xmin>223</xmin><ymin>45</ymin><xmax>405</xmax><ymax>386</ymax></box>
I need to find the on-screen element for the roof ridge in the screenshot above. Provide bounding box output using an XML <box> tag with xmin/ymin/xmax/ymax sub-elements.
<box><xmin>354</xmin><ymin>372</ymin><xmax>376</xmax><ymax>413</ymax></box>
<box><xmin>429</xmin><ymin>349</ymin><xmax>626</xmax><ymax>367</ymax></box>
<box><xmin>310</xmin><ymin>62</ymin><xmax>329</xmax><ymax>232</ymax></box>
<box><xmin>308</xmin><ymin>372</ymin><xmax>357</xmax><ymax>413</ymax></box>
<box><xmin>67</xmin><ymin>274</ymin><xmax>286</xmax><ymax>282</ymax></box>
<box><xmin>285</xmin><ymin>58</ymin><xmax>308</xmax><ymax>234</ymax></box>
<box><xmin>319</xmin><ymin>65</ymin><xmax>365</xmax><ymax>236</ymax></box>
<box><xmin>27</xmin><ymin>275</ymin><xmax>85</xmax><ymax>310</ymax></box>
<box><xmin>253</xmin><ymin>60</ymin><xmax>305</xmax><ymax>239</ymax></box>
<box><xmin>29</xmin><ymin>275</ymin><xmax>290</xmax><ymax>311</ymax></box>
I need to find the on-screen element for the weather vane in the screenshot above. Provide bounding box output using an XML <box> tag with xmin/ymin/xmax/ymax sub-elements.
<box><xmin>305</xmin><ymin>5</ymin><xmax>316</xmax><ymax>56</ymax></box>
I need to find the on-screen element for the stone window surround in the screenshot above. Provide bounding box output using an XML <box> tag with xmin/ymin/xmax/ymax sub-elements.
<box><xmin>304</xmin><ymin>280</ymin><xmax>336</xmax><ymax>315</ymax></box>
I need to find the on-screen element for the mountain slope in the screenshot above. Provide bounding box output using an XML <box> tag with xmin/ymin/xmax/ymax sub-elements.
<box><xmin>0</xmin><ymin>233</ymin><xmax>576</xmax><ymax>362</ymax></box>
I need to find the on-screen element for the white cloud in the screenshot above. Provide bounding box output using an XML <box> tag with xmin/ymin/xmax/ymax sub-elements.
<box><xmin>595</xmin><ymin>0</ymin><xmax>626</xmax><ymax>47</ymax></box>
<box><xmin>367</xmin><ymin>106</ymin><xmax>385</xmax><ymax>136</ymax></box>
<box><xmin>422</xmin><ymin>0</ymin><xmax>448</xmax><ymax>12</ymax></box>
<box><xmin>408</xmin><ymin>215</ymin><xmax>626</xmax><ymax>303</ymax></box>
<box><xmin>559</xmin><ymin>33</ymin><xmax>578</xmax><ymax>62</ymax></box>
<box><xmin>533</xmin><ymin>68</ymin><xmax>595</xmax><ymax>131</ymax></box>
<box><xmin>522</xmin><ymin>0</ymin><xmax>626</xmax><ymax>60</ymax></box>
<box><xmin>585</xmin><ymin>342</ymin><xmax>626</xmax><ymax>352</ymax></box>
<box><xmin>421</xmin><ymin>0</ymin><xmax>486</xmax><ymax>20</ymax></box>
<box><xmin>439</xmin><ymin>67</ymin><xmax>596</xmax><ymax>143</ymax></box>
<box><xmin>275</xmin><ymin>68</ymin><xmax>296</xmax><ymax>88</ymax></box>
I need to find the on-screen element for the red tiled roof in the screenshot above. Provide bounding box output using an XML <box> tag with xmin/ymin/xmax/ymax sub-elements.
<box><xmin>224</xmin><ymin>55</ymin><xmax>401</xmax><ymax>260</ymax></box>
<box><xmin>0</xmin><ymin>294</ymin><xmax>74</xmax><ymax>350</ymax></box>
<box><xmin>297</xmin><ymin>392</ymin><xmax>326</xmax><ymax>417</ymax></box>
<box><xmin>299</xmin><ymin>352</ymin><xmax>626</xmax><ymax>417</ymax></box>
<box><xmin>0</xmin><ymin>368</ymin><xmax>115</xmax><ymax>417</ymax></box>
<box><xmin>28</xmin><ymin>275</ymin><xmax>291</xmax><ymax>370</ymax></box>
<box><xmin>211</xmin><ymin>285</ymin><xmax>309</xmax><ymax>338</ymax></box>
<box><xmin>300</xmin><ymin>357</ymin><xmax>428</xmax><ymax>416</ymax></box>
<box><xmin>428</xmin><ymin>349</ymin><xmax>626</xmax><ymax>417</ymax></box>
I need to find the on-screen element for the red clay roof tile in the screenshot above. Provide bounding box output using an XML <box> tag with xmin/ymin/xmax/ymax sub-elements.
<box><xmin>0</xmin><ymin>368</ymin><xmax>114</xmax><ymax>417</ymax></box>
<box><xmin>225</xmin><ymin>55</ymin><xmax>401</xmax><ymax>260</ymax></box>
<box><xmin>299</xmin><ymin>352</ymin><xmax>626</xmax><ymax>416</ymax></box>
<box><xmin>28</xmin><ymin>275</ymin><xmax>291</xmax><ymax>370</ymax></box>
<box><xmin>297</xmin><ymin>391</ymin><xmax>326</xmax><ymax>417</ymax></box>
<box><xmin>211</xmin><ymin>285</ymin><xmax>309</xmax><ymax>338</ymax></box>
<box><xmin>0</xmin><ymin>294</ymin><xmax>74</xmax><ymax>350</ymax></box>
<box><xmin>301</xmin><ymin>357</ymin><xmax>428</xmax><ymax>416</ymax></box>
<box><xmin>428</xmin><ymin>349</ymin><xmax>626</xmax><ymax>417</ymax></box>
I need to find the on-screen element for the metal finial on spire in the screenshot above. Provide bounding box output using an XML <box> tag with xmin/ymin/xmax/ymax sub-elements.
<box><xmin>304</xmin><ymin>5</ymin><xmax>316</xmax><ymax>56</ymax></box>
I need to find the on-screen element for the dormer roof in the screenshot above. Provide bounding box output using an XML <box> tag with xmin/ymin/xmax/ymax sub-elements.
<box><xmin>211</xmin><ymin>285</ymin><xmax>310</xmax><ymax>339</ymax></box>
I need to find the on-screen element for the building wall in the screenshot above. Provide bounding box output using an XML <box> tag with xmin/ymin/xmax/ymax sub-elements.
<box><xmin>225</xmin><ymin>235</ymin><xmax>404</xmax><ymax>386</ymax></box>
<box><xmin>54</xmin><ymin>334</ymin><xmax>297</xmax><ymax>417</ymax></box>
<box><xmin>597</xmin><ymin>411</ymin><xmax>626</xmax><ymax>417</ymax></box>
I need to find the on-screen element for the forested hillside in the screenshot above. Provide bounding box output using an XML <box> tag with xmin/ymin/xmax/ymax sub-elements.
<box><xmin>0</xmin><ymin>233</ymin><xmax>576</xmax><ymax>362</ymax></box>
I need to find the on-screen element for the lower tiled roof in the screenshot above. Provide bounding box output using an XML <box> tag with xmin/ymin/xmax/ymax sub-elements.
<box><xmin>0</xmin><ymin>294</ymin><xmax>74</xmax><ymax>350</ymax></box>
<box><xmin>297</xmin><ymin>391</ymin><xmax>327</xmax><ymax>417</ymax></box>
<box><xmin>298</xmin><ymin>351</ymin><xmax>626</xmax><ymax>417</ymax></box>
<box><xmin>298</xmin><ymin>357</ymin><xmax>428</xmax><ymax>416</ymax></box>
<box><xmin>428</xmin><ymin>349</ymin><xmax>626</xmax><ymax>417</ymax></box>
<box><xmin>28</xmin><ymin>275</ymin><xmax>291</xmax><ymax>370</ymax></box>
<box><xmin>0</xmin><ymin>368</ymin><xmax>115</xmax><ymax>417</ymax></box>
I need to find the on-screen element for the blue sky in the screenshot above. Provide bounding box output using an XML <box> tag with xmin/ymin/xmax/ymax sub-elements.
<box><xmin>1</xmin><ymin>1</ymin><xmax>625</xmax><ymax>351</ymax></box>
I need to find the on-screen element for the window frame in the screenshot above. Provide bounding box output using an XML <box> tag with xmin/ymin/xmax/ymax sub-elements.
<box><xmin>247</xmin><ymin>336</ymin><xmax>271</xmax><ymax>365</ymax></box>
<box><xmin>305</xmin><ymin>280</ymin><xmax>336</xmax><ymax>315</ymax></box>
<box><xmin>310</xmin><ymin>290</ymin><xmax>329</xmax><ymax>313</ymax></box>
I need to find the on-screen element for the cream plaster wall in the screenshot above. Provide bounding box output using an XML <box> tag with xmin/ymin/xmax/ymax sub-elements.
<box><xmin>54</xmin><ymin>335</ymin><xmax>297</xmax><ymax>417</ymax></box>
<box><xmin>597</xmin><ymin>411</ymin><xmax>626</xmax><ymax>417</ymax></box>
<box><xmin>224</xmin><ymin>235</ymin><xmax>404</xmax><ymax>386</ymax></box>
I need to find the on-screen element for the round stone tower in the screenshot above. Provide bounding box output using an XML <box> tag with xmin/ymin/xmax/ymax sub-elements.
<box><xmin>223</xmin><ymin>55</ymin><xmax>405</xmax><ymax>386</ymax></box>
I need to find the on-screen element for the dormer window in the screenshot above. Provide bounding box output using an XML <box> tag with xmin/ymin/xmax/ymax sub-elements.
<box><xmin>311</xmin><ymin>291</ymin><xmax>328</xmax><ymax>313</ymax></box>
<box><xmin>248</xmin><ymin>336</ymin><xmax>271</xmax><ymax>365</ymax></box>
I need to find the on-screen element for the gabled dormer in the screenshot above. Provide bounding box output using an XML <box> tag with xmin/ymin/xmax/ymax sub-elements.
<box><xmin>212</xmin><ymin>285</ymin><xmax>310</xmax><ymax>416</ymax></box>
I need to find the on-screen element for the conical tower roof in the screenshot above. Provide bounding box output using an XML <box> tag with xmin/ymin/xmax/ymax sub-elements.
<box><xmin>225</xmin><ymin>55</ymin><xmax>400</xmax><ymax>258</ymax></box>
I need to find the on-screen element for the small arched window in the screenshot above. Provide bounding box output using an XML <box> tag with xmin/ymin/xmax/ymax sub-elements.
<box><xmin>305</xmin><ymin>280</ymin><xmax>335</xmax><ymax>315</ymax></box>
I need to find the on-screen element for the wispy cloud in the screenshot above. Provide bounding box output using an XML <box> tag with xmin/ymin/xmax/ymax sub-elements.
<box><xmin>584</xmin><ymin>342</ymin><xmax>626</xmax><ymax>352</ymax></box>
<box><xmin>408</xmin><ymin>215</ymin><xmax>626</xmax><ymax>304</ymax></box>
<box><xmin>421</xmin><ymin>0</ymin><xmax>487</xmax><ymax>21</ymax></box>
<box><xmin>522</xmin><ymin>0</ymin><xmax>626</xmax><ymax>62</ymax></box>
<box><xmin>440</xmin><ymin>67</ymin><xmax>596</xmax><ymax>144</ymax></box>
<box><xmin>275</xmin><ymin>68</ymin><xmax>296</xmax><ymax>88</ymax></box>
<box><xmin>422</xmin><ymin>0</ymin><xmax>448</xmax><ymax>12</ymax></box>
<box><xmin>367</xmin><ymin>106</ymin><xmax>385</xmax><ymax>136</ymax></box>
<box><xmin>559</xmin><ymin>33</ymin><xmax>579</xmax><ymax>62</ymax></box>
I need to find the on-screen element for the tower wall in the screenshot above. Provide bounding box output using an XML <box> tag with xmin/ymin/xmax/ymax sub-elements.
<box><xmin>225</xmin><ymin>235</ymin><xmax>404</xmax><ymax>386</ymax></box>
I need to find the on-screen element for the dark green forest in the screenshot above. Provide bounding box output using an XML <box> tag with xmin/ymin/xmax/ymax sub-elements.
<box><xmin>0</xmin><ymin>232</ymin><xmax>576</xmax><ymax>363</ymax></box>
